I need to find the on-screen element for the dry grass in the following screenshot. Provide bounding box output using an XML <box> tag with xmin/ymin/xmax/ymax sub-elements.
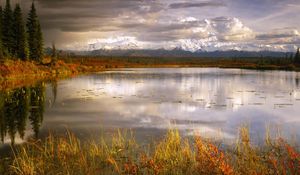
<box><xmin>0</xmin><ymin>57</ymin><xmax>298</xmax><ymax>90</ymax></box>
<box><xmin>0</xmin><ymin>59</ymin><xmax>105</xmax><ymax>91</ymax></box>
<box><xmin>1</xmin><ymin>127</ymin><xmax>298</xmax><ymax>175</ymax></box>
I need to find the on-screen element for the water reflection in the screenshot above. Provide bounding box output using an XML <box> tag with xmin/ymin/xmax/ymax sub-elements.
<box><xmin>0</xmin><ymin>68</ymin><xmax>300</xmax><ymax>146</ymax></box>
<box><xmin>0</xmin><ymin>83</ymin><xmax>45</xmax><ymax>145</ymax></box>
<box><xmin>29</xmin><ymin>83</ymin><xmax>46</xmax><ymax>139</ymax></box>
<box><xmin>48</xmin><ymin>68</ymin><xmax>299</xmax><ymax>144</ymax></box>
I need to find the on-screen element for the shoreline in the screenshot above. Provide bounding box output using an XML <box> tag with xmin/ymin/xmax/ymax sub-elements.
<box><xmin>0</xmin><ymin>59</ymin><xmax>299</xmax><ymax>174</ymax></box>
<box><xmin>0</xmin><ymin>58</ymin><xmax>299</xmax><ymax>90</ymax></box>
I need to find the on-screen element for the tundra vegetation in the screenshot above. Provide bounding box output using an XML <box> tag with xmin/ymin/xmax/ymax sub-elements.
<box><xmin>0</xmin><ymin>1</ymin><xmax>299</xmax><ymax>174</ymax></box>
<box><xmin>0</xmin><ymin>128</ymin><xmax>298</xmax><ymax>175</ymax></box>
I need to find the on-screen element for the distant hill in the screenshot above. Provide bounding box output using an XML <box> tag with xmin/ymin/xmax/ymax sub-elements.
<box><xmin>47</xmin><ymin>48</ymin><xmax>292</xmax><ymax>58</ymax></box>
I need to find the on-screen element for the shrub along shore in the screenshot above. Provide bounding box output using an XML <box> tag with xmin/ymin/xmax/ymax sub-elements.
<box><xmin>0</xmin><ymin>59</ymin><xmax>104</xmax><ymax>90</ymax></box>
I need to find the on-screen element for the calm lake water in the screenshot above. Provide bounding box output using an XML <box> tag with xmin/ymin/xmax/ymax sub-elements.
<box><xmin>1</xmin><ymin>68</ymin><xmax>300</xmax><ymax>146</ymax></box>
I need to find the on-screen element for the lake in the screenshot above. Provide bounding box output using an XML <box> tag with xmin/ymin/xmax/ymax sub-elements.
<box><xmin>1</xmin><ymin>68</ymin><xmax>300</xmax><ymax>146</ymax></box>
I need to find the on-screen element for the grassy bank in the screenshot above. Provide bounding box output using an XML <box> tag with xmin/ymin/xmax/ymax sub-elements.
<box><xmin>0</xmin><ymin>56</ymin><xmax>299</xmax><ymax>90</ymax></box>
<box><xmin>0</xmin><ymin>59</ymin><xmax>103</xmax><ymax>90</ymax></box>
<box><xmin>1</xmin><ymin>128</ymin><xmax>299</xmax><ymax>175</ymax></box>
<box><xmin>1</xmin><ymin>57</ymin><xmax>299</xmax><ymax>81</ymax></box>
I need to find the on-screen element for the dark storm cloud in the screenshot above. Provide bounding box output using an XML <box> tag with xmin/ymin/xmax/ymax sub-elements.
<box><xmin>5</xmin><ymin>0</ymin><xmax>298</xmax><ymax>51</ymax></box>
<box><xmin>256</xmin><ymin>34</ymin><xmax>297</xmax><ymax>40</ymax></box>
<box><xmin>35</xmin><ymin>0</ymin><xmax>164</xmax><ymax>32</ymax></box>
<box><xmin>169</xmin><ymin>1</ymin><xmax>225</xmax><ymax>9</ymax></box>
<box><xmin>37</xmin><ymin>0</ymin><xmax>141</xmax><ymax>8</ymax></box>
<box><xmin>38</xmin><ymin>0</ymin><xmax>206</xmax><ymax>40</ymax></box>
<box><xmin>117</xmin><ymin>18</ymin><xmax>211</xmax><ymax>42</ymax></box>
<box><xmin>273</xmin><ymin>40</ymin><xmax>300</xmax><ymax>45</ymax></box>
<box><xmin>120</xmin><ymin>21</ymin><xmax>202</xmax><ymax>33</ymax></box>
<box><xmin>211</xmin><ymin>16</ymin><xmax>231</xmax><ymax>22</ymax></box>
<box><xmin>255</xmin><ymin>28</ymin><xmax>300</xmax><ymax>43</ymax></box>
<box><xmin>255</xmin><ymin>32</ymin><xmax>300</xmax><ymax>45</ymax></box>
<box><xmin>225</xmin><ymin>0</ymin><xmax>300</xmax><ymax>21</ymax></box>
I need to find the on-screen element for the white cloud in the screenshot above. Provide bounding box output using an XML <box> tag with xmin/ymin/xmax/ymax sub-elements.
<box><xmin>70</xmin><ymin>17</ymin><xmax>257</xmax><ymax>51</ymax></box>
<box><xmin>211</xmin><ymin>17</ymin><xmax>255</xmax><ymax>41</ymax></box>
<box><xmin>66</xmin><ymin>17</ymin><xmax>299</xmax><ymax>52</ymax></box>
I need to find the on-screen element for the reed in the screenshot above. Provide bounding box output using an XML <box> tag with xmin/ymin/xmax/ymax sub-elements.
<box><xmin>1</xmin><ymin>127</ymin><xmax>299</xmax><ymax>175</ymax></box>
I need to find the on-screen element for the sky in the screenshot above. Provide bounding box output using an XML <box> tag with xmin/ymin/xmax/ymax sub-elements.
<box><xmin>6</xmin><ymin>0</ymin><xmax>300</xmax><ymax>51</ymax></box>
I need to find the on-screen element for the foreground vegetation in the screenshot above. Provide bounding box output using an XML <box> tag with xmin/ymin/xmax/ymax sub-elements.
<box><xmin>0</xmin><ymin>128</ymin><xmax>298</xmax><ymax>175</ymax></box>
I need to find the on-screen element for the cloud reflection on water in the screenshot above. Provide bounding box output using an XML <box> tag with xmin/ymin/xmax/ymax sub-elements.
<box><xmin>39</xmin><ymin>68</ymin><xmax>300</xmax><ymax>144</ymax></box>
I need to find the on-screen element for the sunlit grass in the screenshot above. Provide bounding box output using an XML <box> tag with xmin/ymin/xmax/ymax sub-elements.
<box><xmin>1</xmin><ymin>127</ymin><xmax>299</xmax><ymax>175</ymax></box>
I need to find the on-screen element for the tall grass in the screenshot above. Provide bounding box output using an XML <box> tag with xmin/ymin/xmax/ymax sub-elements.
<box><xmin>2</xmin><ymin>127</ymin><xmax>299</xmax><ymax>175</ymax></box>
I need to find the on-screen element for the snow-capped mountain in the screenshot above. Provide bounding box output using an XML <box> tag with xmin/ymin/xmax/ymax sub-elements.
<box><xmin>87</xmin><ymin>37</ymin><xmax>141</xmax><ymax>51</ymax></box>
<box><xmin>83</xmin><ymin>37</ymin><xmax>297</xmax><ymax>53</ymax></box>
<box><xmin>85</xmin><ymin>37</ymin><xmax>236</xmax><ymax>52</ymax></box>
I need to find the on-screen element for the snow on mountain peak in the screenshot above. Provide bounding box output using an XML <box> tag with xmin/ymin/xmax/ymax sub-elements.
<box><xmin>87</xmin><ymin>36</ymin><xmax>141</xmax><ymax>51</ymax></box>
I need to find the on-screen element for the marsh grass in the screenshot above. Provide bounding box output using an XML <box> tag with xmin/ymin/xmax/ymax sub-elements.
<box><xmin>2</xmin><ymin>127</ymin><xmax>300</xmax><ymax>175</ymax></box>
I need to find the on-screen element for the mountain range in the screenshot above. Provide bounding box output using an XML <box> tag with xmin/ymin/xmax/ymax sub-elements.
<box><xmin>60</xmin><ymin>48</ymin><xmax>291</xmax><ymax>58</ymax></box>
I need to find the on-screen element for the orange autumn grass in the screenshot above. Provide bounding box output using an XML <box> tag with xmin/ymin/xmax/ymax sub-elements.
<box><xmin>3</xmin><ymin>127</ymin><xmax>300</xmax><ymax>175</ymax></box>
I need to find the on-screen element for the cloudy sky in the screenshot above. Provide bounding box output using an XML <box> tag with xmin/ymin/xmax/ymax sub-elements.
<box><xmin>8</xmin><ymin>0</ymin><xmax>300</xmax><ymax>51</ymax></box>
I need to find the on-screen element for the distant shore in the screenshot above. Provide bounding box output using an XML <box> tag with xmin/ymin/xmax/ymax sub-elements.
<box><xmin>68</xmin><ymin>56</ymin><xmax>300</xmax><ymax>71</ymax></box>
<box><xmin>0</xmin><ymin>57</ymin><xmax>299</xmax><ymax>90</ymax></box>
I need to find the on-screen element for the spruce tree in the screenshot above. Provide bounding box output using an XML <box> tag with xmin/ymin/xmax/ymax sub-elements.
<box><xmin>13</xmin><ymin>4</ymin><xmax>27</xmax><ymax>60</ymax></box>
<box><xmin>51</xmin><ymin>42</ymin><xmax>57</xmax><ymax>63</ymax></box>
<box><xmin>0</xmin><ymin>6</ymin><xmax>3</xmax><ymax>59</ymax></box>
<box><xmin>290</xmin><ymin>53</ymin><xmax>294</xmax><ymax>61</ymax></box>
<box><xmin>36</xmin><ymin>22</ymin><xmax>43</xmax><ymax>60</ymax></box>
<box><xmin>295</xmin><ymin>48</ymin><xmax>300</xmax><ymax>64</ymax></box>
<box><xmin>2</xmin><ymin>0</ymin><xmax>14</xmax><ymax>57</ymax></box>
<box><xmin>27</xmin><ymin>2</ymin><xmax>43</xmax><ymax>62</ymax></box>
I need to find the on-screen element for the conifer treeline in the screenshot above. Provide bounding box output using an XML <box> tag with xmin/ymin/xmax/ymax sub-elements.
<box><xmin>0</xmin><ymin>0</ymin><xmax>43</xmax><ymax>62</ymax></box>
<box><xmin>294</xmin><ymin>48</ymin><xmax>300</xmax><ymax>64</ymax></box>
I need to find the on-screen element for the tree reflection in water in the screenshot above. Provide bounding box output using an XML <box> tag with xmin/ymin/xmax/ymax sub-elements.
<box><xmin>0</xmin><ymin>82</ymin><xmax>46</xmax><ymax>145</ymax></box>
